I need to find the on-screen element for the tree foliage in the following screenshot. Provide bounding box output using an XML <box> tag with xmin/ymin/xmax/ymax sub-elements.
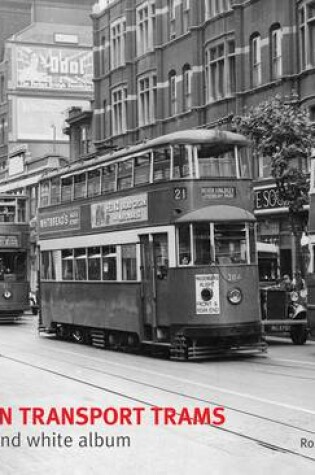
<box><xmin>234</xmin><ymin>95</ymin><xmax>314</xmax><ymax>219</ymax></box>
<box><xmin>234</xmin><ymin>94</ymin><xmax>315</xmax><ymax>275</ymax></box>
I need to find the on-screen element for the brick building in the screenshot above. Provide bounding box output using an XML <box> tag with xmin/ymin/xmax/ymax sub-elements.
<box><xmin>89</xmin><ymin>0</ymin><xmax>315</xmax><ymax>279</ymax></box>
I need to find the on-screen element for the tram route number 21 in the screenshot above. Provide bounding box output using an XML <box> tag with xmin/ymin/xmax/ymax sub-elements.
<box><xmin>174</xmin><ymin>187</ymin><xmax>187</xmax><ymax>201</ymax></box>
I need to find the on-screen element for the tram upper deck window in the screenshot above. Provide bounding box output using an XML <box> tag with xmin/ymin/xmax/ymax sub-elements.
<box><xmin>153</xmin><ymin>147</ymin><xmax>171</xmax><ymax>182</ymax></box>
<box><xmin>17</xmin><ymin>199</ymin><xmax>26</xmax><ymax>222</ymax></box>
<box><xmin>0</xmin><ymin>204</ymin><xmax>15</xmax><ymax>222</ymax></box>
<box><xmin>134</xmin><ymin>154</ymin><xmax>150</xmax><ymax>186</ymax></box>
<box><xmin>74</xmin><ymin>173</ymin><xmax>87</xmax><ymax>200</ymax></box>
<box><xmin>87</xmin><ymin>169</ymin><xmax>101</xmax><ymax>197</ymax></box>
<box><xmin>51</xmin><ymin>178</ymin><xmax>61</xmax><ymax>205</ymax></box>
<box><xmin>197</xmin><ymin>144</ymin><xmax>236</xmax><ymax>178</ymax></box>
<box><xmin>117</xmin><ymin>159</ymin><xmax>133</xmax><ymax>190</ymax></box>
<box><xmin>214</xmin><ymin>223</ymin><xmax>248</xmax><ymax>264</ymax></box>
<box><xmin>61</xmin><ymin>177</ymin><xmax>73</xmax><ymax>203</ymax></box>
<box><xmin>238</xmin><ymin>146</ymin><xmax>251</xmax><ymax>178</ymax></box>
<box><xmin>102</xmin><ymin>164</ymin><xmax>116</xmax><ymax>194</ymax></box>
<box><xmin>173</xmin><ymin>145</ymin><xmax>191</xmax><ymax>179</ymax></box>
<box><xmin>40</xmin><ymin>181</ymin><xmax>50</xmax><ymax>207</ymax></box>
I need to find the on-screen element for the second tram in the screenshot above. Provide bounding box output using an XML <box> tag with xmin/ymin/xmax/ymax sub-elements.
<box><xmin>0</xmin><ymin>194</ymin><xmax>30</xmax><ymax>322</ymax></box>
<box><xmin>38</xmin><ymin>129</ymin><xmax>266</xmax><ymax>359</ymax></box>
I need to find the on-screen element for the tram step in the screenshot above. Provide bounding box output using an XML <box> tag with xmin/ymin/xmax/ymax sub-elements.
<box><xmin>90</xmin><ymin>330</ymin><xmax>106</xmax><ymax>349</ymax></box>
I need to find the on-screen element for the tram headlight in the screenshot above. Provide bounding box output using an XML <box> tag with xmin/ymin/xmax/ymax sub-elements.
<box><xmin>3</xmin><ymin>290</ymin><xmax>12</xmax><ymax>300</ymax></box>
<box><xmin>201</xmin><ymin>288</ymin><xmax>213</xmax><ymax>302</ymax></box>
<box><xmin>227</xmin><ymin>288</ymin><xmax>242</xmax><ymax>305</ymax></box>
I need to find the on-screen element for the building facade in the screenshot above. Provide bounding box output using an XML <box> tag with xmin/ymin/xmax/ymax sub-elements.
<box><xmin>0</xmin><ymin>0</ymin><xmax>95</xmax><ymax>290</ymax></box>
<box><xmin>90</xmin><ymin>0</ymin><xmax>315</xmax><ymax>280</ymax></box>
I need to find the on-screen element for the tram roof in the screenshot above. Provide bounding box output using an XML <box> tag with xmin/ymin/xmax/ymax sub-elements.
<box><xmin>41</xmin><ymin>129</ymin><xmax>250</xmax><ymax>181</ymax></box>
<box><xmin>176</xmin><ymin>205</ymin><xmax>255</xmax><ymax>223</ymax></box>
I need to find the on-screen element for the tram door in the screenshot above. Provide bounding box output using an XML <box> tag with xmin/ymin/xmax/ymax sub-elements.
<box><xmin>139</xmin><ymin>233</ymin><xmax>169</xmax><ymax>341</ymax></box>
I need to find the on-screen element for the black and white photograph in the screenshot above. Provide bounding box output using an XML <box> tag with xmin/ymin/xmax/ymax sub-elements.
<box><xmin>0</xmin><ymin>0</ymin><xmax>315</xmax><ymax>473</ymax></box>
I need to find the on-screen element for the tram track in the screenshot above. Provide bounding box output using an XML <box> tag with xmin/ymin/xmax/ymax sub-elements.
<box><xmin>1</xmin><ymin>349</ymin><xmax>315</xmax><ymax>462</ymax></box>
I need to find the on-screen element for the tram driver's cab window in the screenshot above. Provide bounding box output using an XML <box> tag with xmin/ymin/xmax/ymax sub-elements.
<box><xmin>194</xmin><ymin>224</ymin><xmax>212</xmax><ymax>265</ymax></box>
<box><xmin>214</xmin><ymin>224</ymin><xmax>247</xmax><ymax>264</ymax></box>
<box><xmin>197</xmin><ymin>144</ymin><xmax>236</xmax><ymax>178</ymax></box>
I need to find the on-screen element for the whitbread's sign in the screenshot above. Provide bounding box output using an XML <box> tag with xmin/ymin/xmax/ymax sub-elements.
<box><xmin>39</xmin><ymin>208</ymin><xmax>81</xmax><ymax>235</ymax></box>
<box><xmin>91</xmin><ymin>194</ymin><xmax>148</xmax><ymax>228</ymax></box>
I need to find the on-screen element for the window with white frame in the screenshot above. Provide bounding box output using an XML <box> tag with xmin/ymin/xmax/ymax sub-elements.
<box><xmin>182</xmin><ymin>65</ymin><xmax>192</xmax><ymax>111</ymax></box>
<box><xmin>182</xmin><ymin>0</ymin><xmax>190</xmax><ymax>33</ymax></box>
<box><xmin>251</xmin><ymin>34</ymin><xmax>262</xmax><ymax>87</ymax></box>
<box><xmin>111</xmin><ymin>87</ymin><xmax>127</xmax><ymax>135</ymax></box>
<box><xmin>270</xmin><ymin>25</ymin><xmax>282</xmax><ymax>79</ymax></box>
<box><xmin>136</xmin><ymin>1</ymin><xmax>156</xmax><ymax>56</ymax></box>
<box><xmin>169</xmin><ymin>0</ymin><xmax>176</xmax><ymax>38</ymax></box>
<box><xmin>299</xmin><ymin>1</ymin><xmax>315</xmax><ymax>69</ymax></box>
<box><xmin>205</xmin><ymin>0</ymin><xmax>232</xmax><ymax>19</ymax></box>
<box><xmin>169</xmin><ymin>71</ymin><xmax>177</xmax><ymax>116</ymax></box>
<box><xmin>258</xmin><ymin>155</ymin><xmax>272</xmax><ymax>179</ymax></box>
<box><xmin>138</xmin><ymin>74</ymin><xmax>157</xmax><ymax>126</ymax></box>
<box><xmin>205</xmin><ymin>39</ymin><xmax>236</xmax><ymax>102</ymax></box>
<box><xmin>110</xmin><ymin>18</ymin><xmax>126</xmax><ymax>69</ymax></box>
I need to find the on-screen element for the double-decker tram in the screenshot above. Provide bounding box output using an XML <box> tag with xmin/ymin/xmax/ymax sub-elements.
<box><xmin>0</xmin><ymin>194</ymin><xmax>30</xmax><ymax>322</ymax></box>
<box><xmin>38</xmin><ymin>129</ymin><xmax>266</xmax><ymax>359</ymax></box>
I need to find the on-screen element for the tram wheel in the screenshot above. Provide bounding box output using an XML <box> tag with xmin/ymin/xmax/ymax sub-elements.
<box><xmin>56</xmin><ymin>325</ymin><xmax>70</xmax><ymax>340</ymax></box>
<box><xmin>290</xmin><ymin>326</ymin><xmax>308</xmax><ymax>345</ymax></box>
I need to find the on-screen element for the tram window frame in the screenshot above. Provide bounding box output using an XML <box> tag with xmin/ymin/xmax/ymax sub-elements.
<box><xmin>193</xmin><ymin>223</ymin><xmax>213</xmax><ymax>265</ymax></box>
<box><xmin>74</xmin><ymin>248</ymin><xmax>87</xmax><ymax>280</ymax></box>
<box><xmin>61</xmin><ymin>176</ymin><xmax>73</xmax><ymax>203</ymax></box>
<box><xmin>214</xmin><ymin>223</ymin><xmax>248</xmax><ymax>264</ymax></box>
<box><xmin>102</xmin><ymin>164</ymin><xmax>117</xmax><ymax>194</ymax></box>
<box><xmin>40</xmin><ymin>181</ymin><xmax>50</xmax><ymax>207</ymax></box>
<box><xmin>153</xmin><ymin>147</ymin><xmax>171</xmax><ymax>182</ymax></box>
<box><xmin>62</xmin><ymin>249</ymin><xmax>74</xmax><ymax>280</ymax></box>
<box><xmin>196</xmin><ymin>144</ymin><xmax>237</xmax><ymax>178</ymax></box>
<box><xmin>117</xmin><ymin>159</ymin><xmax>134</xmax><ymax>191</ymax></box>
<box><xmin>153</xmin><ymin>233</ymin><xmax>169</xmax><ymax>279</ymax></box>
<box><xmin>134</xmin><ymin>153</ymin><xmax>151</xmax><ymax>186</ymax></box>
<box><xmin>102</xmin><ymin>245</ymin><xmax>117</xmax><ymax>280</ymax></box>
<box><xmin>87</xmin><ymin>169</ymin><xmax>101</xmax><ymax>197</ymax></box>
<box><xmin>237</xmin><ymin>146</ymin><xmax>251</xmax><ymax>179</ymax></box>
<box><xmin>74</xmin><ymin>173</ymin><xmax>87</xmax><ymax>200</ymax></box>
<box><xmin>172</xmin><ymin>144</ymin><xmax>192</xmax><ymax>179</ymax></box>
<box><xmin>41</xmin><ymin>251</ymin><xmax>57</xmax><ymax>280</ymax></box>
<box><xmin>87</xmin><ymin>247</ymin><xmax>101</xmax><ymax>280</ymax></box>
<box><xmin>51</xmin><ymin>177</ymin><xmax>61</xmax><ymax>205</ymax></box>
<box><xmin>177</xmin><ymin>224</ymin><xmax>192</xmax><ymax>265</ymax></box>
<box><xmin>121</xmin><ymin>243</ymin><xmax>137</xmax><ymax>280</ymax></box>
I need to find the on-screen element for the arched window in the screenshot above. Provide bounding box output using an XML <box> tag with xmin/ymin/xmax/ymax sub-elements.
<box><xmin>270</xmin><ymin>24</ymin><xmax>282</xmax><ymax>80</ymax></box>
<box><xmin>182</xmin><ymin>64</ymin><xmax>192</xmax><ymax>111</ymax></box>
<box><xmin>250</xmin><ymin>33</ymin><xmax>262</xmax><ymax>87</ymax></box>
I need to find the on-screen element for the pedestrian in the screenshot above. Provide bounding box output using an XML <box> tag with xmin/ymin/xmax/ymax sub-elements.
<box><xmin>281</xmin><ymin>274</ymin><xmax>293</xmax><ymax>292</ymax></box>
<box><xmin>292</xmin><ymin>270</ymin><xmax>306</xmax><ymax>292</ymax></box>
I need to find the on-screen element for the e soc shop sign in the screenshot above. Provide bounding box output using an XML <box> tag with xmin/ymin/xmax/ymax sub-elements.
<box><xmin>91</xmin><ymin>193</ymin><xmax>148</xmax><ymax>228</ymax></box>
<box><xmin>39</xmin><ymin>208</ymin><xmax>81</xmax><ymax>235</ymax></box>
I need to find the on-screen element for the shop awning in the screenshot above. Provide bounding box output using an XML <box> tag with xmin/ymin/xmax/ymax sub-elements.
<box><xmin>175</xmin><ymin>205</ymin><xmax>255</xmax><ymax>223</ymax></box>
